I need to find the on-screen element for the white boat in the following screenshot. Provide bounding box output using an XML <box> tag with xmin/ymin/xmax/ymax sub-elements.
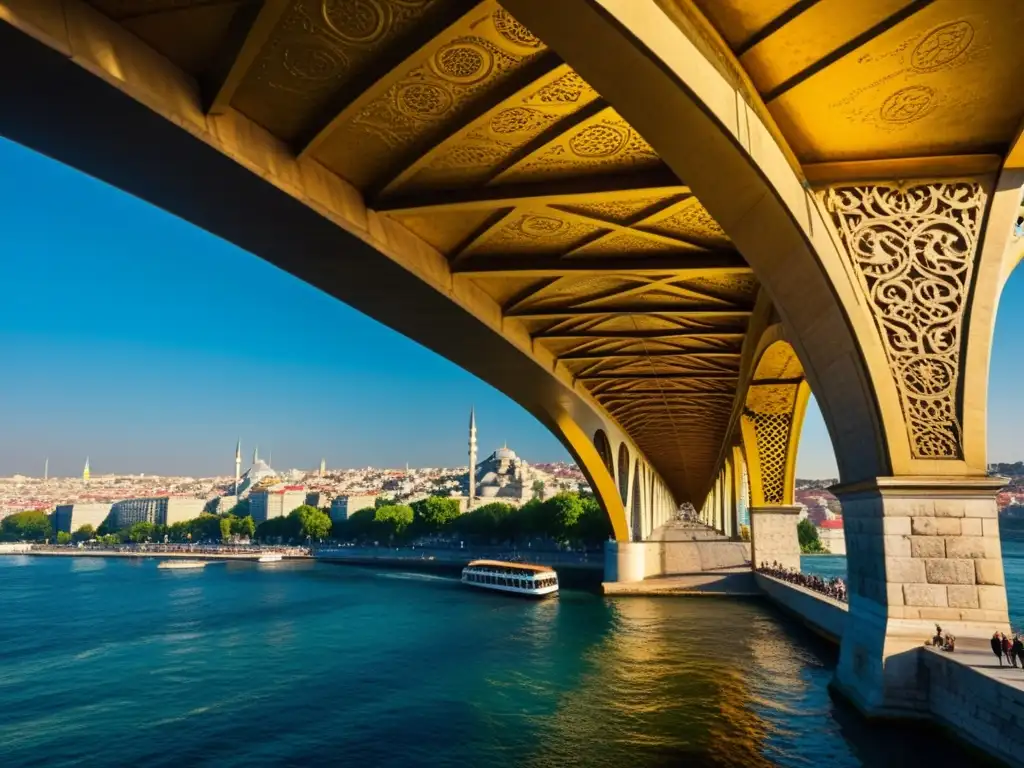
<box><xmin>461</xmin><ymin>560</ymin><xmax>559</xmax><ymax>598</ymax></box>
<box><xmin>258</xmin><ymin>553</ymin><xmax>283</xmax><ymax>563</ymax></box>
<box><xmin>158</xmin><ymin>560</ymin><xmax>207</xmax><ymax>570</ymax></box>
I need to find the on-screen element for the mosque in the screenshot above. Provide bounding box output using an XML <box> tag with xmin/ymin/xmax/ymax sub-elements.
<box><xmin>460</xmin><ymin>409</ymin><xmax>549</xmax><ymax>508</ymax></box>
<box><xmin>233</xmin><ymin>443</ymin><xmax>279</xmax><ymax>498</ymax></box>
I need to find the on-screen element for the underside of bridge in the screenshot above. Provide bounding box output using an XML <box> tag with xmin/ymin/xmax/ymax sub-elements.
<box><xmin>5</xmin><ymin>0</ymin><xmax>762</xmax><ymax>508</ymax></box>
<box><xmin>4</xmin><ymin>0</ymin><xmax>1024</xmax><ymax>719</ymax></box>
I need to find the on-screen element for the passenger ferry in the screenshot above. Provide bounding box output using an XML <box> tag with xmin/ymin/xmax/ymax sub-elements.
<box><xmin>157</xmin><ymin>560</ymin><xmax>207</xmax><ymax>570</ymax></box>
<box><xmin>257</xmin><ymin>553</ymin><xmax>283</xmax><ymax>564</ymax></box>
<box><xmin>461</xmin><ymin>560</ymin><xmax>559</xmax><ymax>598</ymax></box>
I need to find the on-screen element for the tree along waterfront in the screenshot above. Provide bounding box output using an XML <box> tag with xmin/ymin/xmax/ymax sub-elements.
<box><xmin>334</xmin><ymin>493</ymin><xmax>612</xmax><ymax>549</ymax></box>
<box><xmin>0</xmin><ymin>492</ymin><xmax>610</xmax><ymax>550</ymax></box>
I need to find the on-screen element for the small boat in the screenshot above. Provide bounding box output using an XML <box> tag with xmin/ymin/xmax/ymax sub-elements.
<box><xmin>158</xmin><ymin>560</ymin><xmax>207</xmax><ymax>570</ymax></box>
<box><xmin>461</xmin><ymin>560</ymin><xmax>558</xmax><ymax>598</ymax></box>
<box><xmin>257</xmin><ymin>553</ymin><xmax>283</xmax><ymax>564</ymax></box>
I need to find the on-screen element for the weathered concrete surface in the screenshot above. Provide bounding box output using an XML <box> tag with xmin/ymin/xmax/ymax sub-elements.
<box><xmin>754</xmin><ymin>572</ymin><xmax>847</xmax><ymax>643</ymax></box>
<box><xmin>757</xmin><ymin>574</ymin><xmax>1023</xmax><ymax>766</ymax></box>
<box><xmin>603</xmin><ymin>568</ymin><xmax>758</xmax><ymax>596</ymax></box>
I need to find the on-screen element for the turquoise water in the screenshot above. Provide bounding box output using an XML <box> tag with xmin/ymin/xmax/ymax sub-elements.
<box><xmin>802</xmin><ymin>529</ymin><xmax>1024</xmax><ymax>628</ymax></box>
<box><xmin>0</xmin><ymin>556</ymin><xmax>987</xmax><ymax>767</ymax></box>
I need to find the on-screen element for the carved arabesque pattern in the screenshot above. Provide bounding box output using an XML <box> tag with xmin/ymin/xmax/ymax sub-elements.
<box><xmin>825</xmin><ymin>183</ymin><xmax>984</xmax><ymax>459</ymax></box>
<box><xmin>745</xmin><ymin>408</ymin><xmax>792</xmax><ymax>505</ymax></box>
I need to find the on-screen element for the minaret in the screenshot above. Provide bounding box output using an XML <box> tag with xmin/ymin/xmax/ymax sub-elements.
<box><xmin>44</xmin><ymin>457</ymin><xmax>48</xmax><ymax>483</ymax></box>
<box><xmin>234</xmin><ymin>439</ymin><xmax>242</xmax><ymax>493</ymax></box>
<box><xmin>253</xmin><ymin>445</ymin><xmax>259</xmax><ymax>465</ymax></box>
<box><xmin>83</xmin><ymin>457</ymin><xmax>90</xmax><ymax>484</ymax></box>
<box><xmin>468</xmin><ymin>407</ymin><xmax>477</xmax><ymax>510</ymax></box>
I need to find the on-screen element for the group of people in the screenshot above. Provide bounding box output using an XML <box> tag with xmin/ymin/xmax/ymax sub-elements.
<box><xmin>757</xmin><ymin>561</ymin><xmax>848</xmax><ymax>602</ymax></box>
<box><xmin>930</xmin><ymin>625</ymin><xmax>956</xmax><ymax>652</ymax></box>
<box><xmin>990</xmin><ymin>631</ymin><xmax>1024</xmax><ymax>667</ymax></box>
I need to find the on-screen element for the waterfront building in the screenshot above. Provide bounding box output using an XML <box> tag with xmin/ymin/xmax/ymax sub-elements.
<box><xmin>329</xmin><ymin>494</ymin><xmax>377</xmax><ymax>523</ymax></box>
<box><xmin>249</xmin><ymin>485</ymin><xmax>307</xmax><ymax>524</ymax></box>
<box><xmin>817</xmin><ymin>519</ymin><xmax>846</xmax><ymax>555</ymax></box>
<box><xmin>304</xmin><ymin>491</ymin><xmax>328</xmax><ymax>509</ymax></box>
<box><xmin>110</xmin><ymin>495</ymin><xmax>206</xmax><ymax>528</ymax></box>
<box><xmin>53</xmin><ymin>502</ymin><xmax>110</xmax><ymax>533</ymax></box>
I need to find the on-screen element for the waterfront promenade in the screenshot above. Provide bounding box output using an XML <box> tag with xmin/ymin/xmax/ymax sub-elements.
<box><xmin>1</xmin><ymin>544</ymin><xmax>310</xmax><ymax>561</ymax></box>
<box><xmin>755</xmin><ymin>571</ymin><xmax>1024</xmax><ymax>765</ymax></box>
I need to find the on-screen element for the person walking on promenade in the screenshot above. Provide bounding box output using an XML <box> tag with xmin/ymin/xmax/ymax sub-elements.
<box><xmin>1003</xmin><ymin>633</ymin><xmax>1014</xmax><ymax>667</ymax></box>
<box><xmin>1012</xmin><ymin>635</ymin><xmax>1024</xmax><ymax>668</ymax></box>
<box><xmin>992</xmin><ymin>632</ymin><xmax>1005</xmax><ymax>666</ymax></box>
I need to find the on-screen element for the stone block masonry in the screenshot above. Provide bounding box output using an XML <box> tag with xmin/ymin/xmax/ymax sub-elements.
<box><xmin>837</xmin><ymin>477</ymin><xmax>1009</xmax><ymax>629</ymax></box>
<box><xmin>832</xmin><ymin>477</ymin><xmax>1011</xmax><ymax>722</ymax></box>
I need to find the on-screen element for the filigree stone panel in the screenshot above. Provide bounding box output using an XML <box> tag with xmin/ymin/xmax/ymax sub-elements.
<box><xmin>744</xmin><ymin>384</ymin><xmax>798</xmax><ymax>505</ymax></box>
<box><xmin>824</xmin><ymin>183</ymin><xmax>985</xmax><ymax>460</ymax></box>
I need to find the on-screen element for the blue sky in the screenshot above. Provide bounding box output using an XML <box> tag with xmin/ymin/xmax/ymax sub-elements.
<box><xmin>1</xmin><ymin>137</ymin><xmax>1022</xmax><ymax>480</ymax></box>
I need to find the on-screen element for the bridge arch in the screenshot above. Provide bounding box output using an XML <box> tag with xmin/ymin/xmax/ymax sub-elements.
<box><xmin>504</xmin><ymin>0</ymin><xmax>893</xmax><ymax>483</ymax></box>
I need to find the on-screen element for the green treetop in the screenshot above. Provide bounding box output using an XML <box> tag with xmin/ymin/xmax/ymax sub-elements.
<box><xmin>291</xmin><ymin>505</ymin><xmax>332</xmax><ymax>540</ymax></box>
<box><xmin>1</xmin><ymin>510</ymin><xmax>53</xmax><ymax>542</ymax></box>
<box><xmin>412</xmin><ymin>496</ymin><xmax>462</xmax><ymax>533</ymax></box>
<box><xmin>797</xmin><ymin>518</ymin><xmax>829</xmax><ymax>554</ymax></box>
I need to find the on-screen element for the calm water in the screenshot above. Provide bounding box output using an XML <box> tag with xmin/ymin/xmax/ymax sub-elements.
<box><xmin>803</xmin><ymin>524</ymin><xmax>1024</xmax><ymax>628</ymax></box>
<box><xmin>0</xmin><ymin>557</ymin><xmax>989</xmax><ymax>767</ymax></box>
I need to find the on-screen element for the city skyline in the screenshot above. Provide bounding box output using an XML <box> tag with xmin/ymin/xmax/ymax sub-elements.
<box><xmin>3</xmin><ymin>136</ymin><xmax>1024</xmax><ymax>480</ymax></box>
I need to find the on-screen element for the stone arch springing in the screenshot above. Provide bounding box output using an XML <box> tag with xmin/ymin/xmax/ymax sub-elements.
<box><xmin>739</xmin><ymin>334</ymin><xmax>810</xmax><ymax>509</ymax></box>
<box><xmin>617</xmin><ymin>442</ymin><xmax>630</xmax><ymax>507</ymax></box>
<box><xmin>631</xmin><ymin>459</ymin><xmax>642</xmax><ymax>542</ymax></box>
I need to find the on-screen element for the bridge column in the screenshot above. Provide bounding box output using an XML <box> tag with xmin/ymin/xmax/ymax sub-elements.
<box><xmin>720</xmin><ymin>471</ymin><xmax>731</xmax><ymax>537</ymax></box>
<box><xmin>818</xmin><ymin>179</ymin><xmax>1020</xmax><ymax>716</ymax></box>
<box><xmin>727</xmin><ymin>447</ymin><xmax>744</xmax><ymax>541</ymax></box>
<box><xmin>832</xmin><ymin>476</ymin><xmax>1007</xmax><ymax>715</ymax></box>
<box><xmin>740</xmin><ymin>372</ymin><xmax>810</xmax><ymax>572</ymax></box>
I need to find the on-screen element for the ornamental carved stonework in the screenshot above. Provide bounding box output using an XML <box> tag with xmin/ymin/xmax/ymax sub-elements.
<box><xmin>744</xmin><ymin>384</ymin><xmax>798</xmax><ymax>505</ymax></box>
<box><xmin>825</xmin><ymin>183</ymin><xmax>985</xmax><ymax>459</ymax></box>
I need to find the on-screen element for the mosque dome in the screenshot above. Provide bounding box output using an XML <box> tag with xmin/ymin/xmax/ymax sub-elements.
<box><xmin>495</xmin><ymin>446</ymin><xmax>517</xmax><ymax>461</ymax></box>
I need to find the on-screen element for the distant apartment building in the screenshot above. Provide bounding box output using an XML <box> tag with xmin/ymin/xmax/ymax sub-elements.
<box><xmin>249</xmin><ymin>485</ymin><xmax>307</xmax><ymax>524</ymax></box>
<box><xmin>818</xmin><ymin>519</ymin><xmax>846</xmax><ymax>555</ymax></box>
<box><xmin>53</xmin><ymin>503</ymin><xmax>111</xmax><ymax>534</ymax></box>
<box><xmin>110</xmin><ymin>496</ymin><xmax>206</xmax><ymax>528</ymax></box>
<box><xmin>330</xmin><ymin>494</ymin><xmax>378</xmax><ymax>523</ymax></box>
<box><xmin>304</xmin><ymin>491</ymin><xmax>329</xmax><ymax>509</ymax></box>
